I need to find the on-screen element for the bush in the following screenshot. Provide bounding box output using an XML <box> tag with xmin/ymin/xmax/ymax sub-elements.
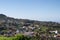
<box><xmin>0</xmin><ymin>34</ymin><xmax>32</xmax><ymax>40</ymax></box>
<box><xmin>0</xmin><ymin>34</ymin><xmax>24</xmax><ymax>40</ymax></box>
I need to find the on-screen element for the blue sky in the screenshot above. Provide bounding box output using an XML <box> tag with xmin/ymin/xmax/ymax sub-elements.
<box><xmin>0</xmin><ymin>0</ymin><xmax>60</xmax><ymax>22</ymax></box>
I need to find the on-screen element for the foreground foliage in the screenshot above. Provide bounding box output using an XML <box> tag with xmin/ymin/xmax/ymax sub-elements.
<box><xmin>0</xmin><ymin>34</ymin><xmax>59</xmax><ymax>40</ymax></box>
<box><xmin>0</xmin><ymin>34</ymin><xmax>30</xmax><ymax>40</ymax></box>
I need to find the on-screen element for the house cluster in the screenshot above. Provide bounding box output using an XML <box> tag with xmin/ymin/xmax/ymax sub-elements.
<box><xmin>49</xmin><ymin>30</ymin><xmax>60</xmax><ymax>38</ymax></box>
<box><xmin>15</xmin><ymin>23</ymin><xmax>40</xmax><ymax>37</ymax></box>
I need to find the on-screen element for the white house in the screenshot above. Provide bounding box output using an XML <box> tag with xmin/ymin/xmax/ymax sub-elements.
<box><xmin>23</xmin><ymin>32</ymin><xmax>34</xmax><ymax>37</ymax></box>
<box><xmin>49</xmin><ymin>30</ymin><xmax>58</xmax><ymax>34</ymax></box>
<box><xmin>16</xmin><ymin>30</ymin><xmax>19</xmax><ymax>33</ymax></box>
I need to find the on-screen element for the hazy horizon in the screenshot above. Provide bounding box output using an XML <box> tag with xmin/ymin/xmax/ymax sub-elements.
<box><xmin>0</xmin><ymin>0</ymin><xmax>60</xmax><ymax>22</ymax></box>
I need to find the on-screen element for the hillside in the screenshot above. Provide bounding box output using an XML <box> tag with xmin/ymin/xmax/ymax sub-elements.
<box><xmin>0</xmin><ymin>14</ymin><xmax>60</xmax><ymax>37</ymax></box>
